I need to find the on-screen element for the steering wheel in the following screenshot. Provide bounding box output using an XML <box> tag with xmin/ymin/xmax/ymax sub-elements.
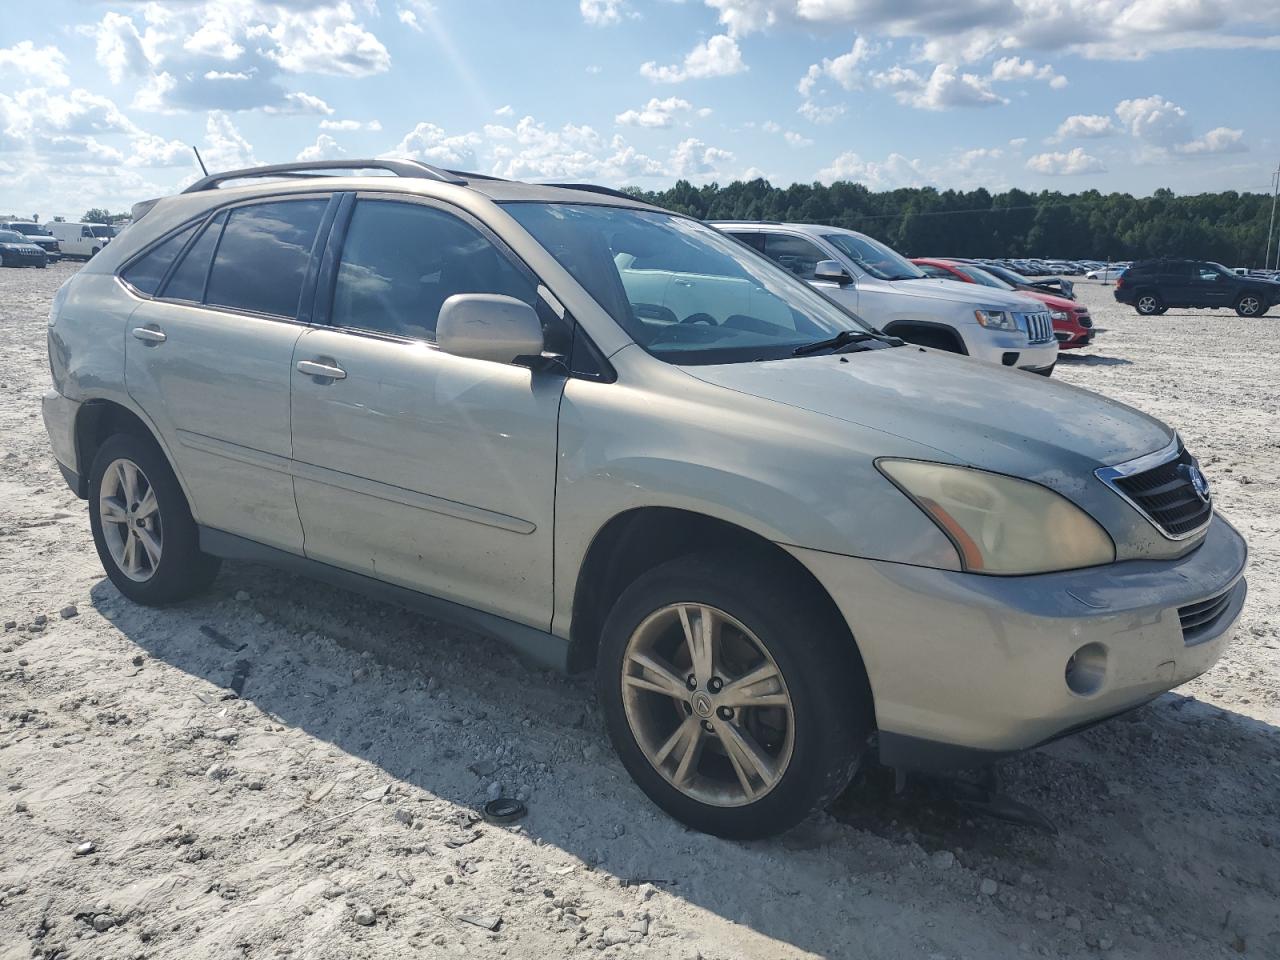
<box><xmin>680</xmin><ymin>312</ymin><xmax>717</xmax><ymax>326</ymax></box>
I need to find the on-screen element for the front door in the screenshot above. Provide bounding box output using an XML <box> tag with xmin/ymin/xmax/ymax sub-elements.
<box><xmin>125</xmin><ymin>195</ymin><xmax>333</xmax><ymax>553</ymax></box>
<box><xmin>289</xmin><ymin>196</ymin><xmax>565</xmax><ymax>629</ymax></box>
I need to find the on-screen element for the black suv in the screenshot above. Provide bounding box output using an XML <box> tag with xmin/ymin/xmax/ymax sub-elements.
<box><xmin>1115</xmin><ymin>259</ymin><xmax>1278</xmax><ymax>317</ymax></box>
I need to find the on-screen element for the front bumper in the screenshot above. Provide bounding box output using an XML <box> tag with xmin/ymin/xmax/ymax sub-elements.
<box><xmin>960</xmin><ymin>326</ymin><xmax>1059</xmax><ymax>372</ymax></box>
<box><xmin>788</xmin><ymin>514</ymin><xmax>1247</xmax><ymax>770</ymax></box>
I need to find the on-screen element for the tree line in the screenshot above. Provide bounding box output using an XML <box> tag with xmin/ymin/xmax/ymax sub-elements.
<box><xmin>624</xmin><ymin>181</ymin><xmax>1275</xmax><ymax>267</ymax></box>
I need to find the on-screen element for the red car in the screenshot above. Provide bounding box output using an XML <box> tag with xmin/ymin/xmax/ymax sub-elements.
<box><xmin>912</xmin><ymin>258</ymin><xmax>1095</xmax><ymax>349</ymax></box>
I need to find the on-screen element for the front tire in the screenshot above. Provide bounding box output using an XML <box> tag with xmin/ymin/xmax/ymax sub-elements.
<box><xmin>597</xmin><ymin>553</ymin><xmax>871</xmax><ymax>839</ymax></box>
<box><xmin>88</xmin><ymin>433</ymin><xmax>220</xmax><ymax>604</ymax></box>
<box><xmin>1135</xmin><ymin>292</ymin><xmax>1163</xmax><ymax>316</ymax></box>
<box><xmin>1236</xmin><ymin>294</ymin><xmax>1265</xmax><ymax>318</ymax></box>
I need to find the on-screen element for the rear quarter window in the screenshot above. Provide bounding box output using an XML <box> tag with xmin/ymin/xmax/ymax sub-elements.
<box><xmin>119</xmin><ymin>223</ymin><xmax>198</xmax><ymax>296</ymax></box>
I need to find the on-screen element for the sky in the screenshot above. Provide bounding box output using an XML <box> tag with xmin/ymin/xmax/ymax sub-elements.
<box><xmin>0</xmin><ymin>0</ymin><xmax>1277</xmax><ymax>219</ymax></box>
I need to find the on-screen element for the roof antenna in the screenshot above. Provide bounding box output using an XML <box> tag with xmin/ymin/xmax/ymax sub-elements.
<box><xmin>192</xmin><ymin>146</ymin><xmax>209</xmax><ymax>177</ymax></box>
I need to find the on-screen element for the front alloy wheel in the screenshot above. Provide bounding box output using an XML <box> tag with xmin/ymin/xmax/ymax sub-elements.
<box><xmin>622</xmin><ymin>603</ymin><xmax>795</xmax><ymax>807</ymax></box>
<box><xmin>598</xmin><ymin>552</ymin><xmax>872</xmax><ymax>839</ymax></box>
<box><xmin>1236</xmin><ymin>295</ymin><xmax>1262</xmax><ymax>317</ymax></box>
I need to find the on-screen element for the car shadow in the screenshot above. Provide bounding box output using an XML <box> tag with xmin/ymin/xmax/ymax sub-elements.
<box><xmin>1057</xmin><ymin>353</ymin><xmax>1133</xmax><ymax>367</ymax></box>
<box><xmin>87</xmin><ymin>560</ymin><xmax>1279</xmax><ymax>957</ymax></box>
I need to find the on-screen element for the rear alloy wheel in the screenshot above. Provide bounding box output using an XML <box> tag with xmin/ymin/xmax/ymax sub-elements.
<box><xmin>89</xmin><ymin>433</ymin><xmax>220</xmax><ymax>604</ymax></box>
<box><xmin>598</xmin><ymin>553</ymin><xmax>871</xmax><ymax>839</ymax></box>
<box><xmin>1136</xmin><ymin>293</ymin><xmax>1163</xmax><ymax>316</ymax></box>
<box><xmin>1235</xmin><ymin>295</ymin><xmax>1263</xmax><ymax>318</ymax></box>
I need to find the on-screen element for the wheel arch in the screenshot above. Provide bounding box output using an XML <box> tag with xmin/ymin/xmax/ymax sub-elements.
<box><xmin>881</xmin><ymin>319</ymin><xmax>968</xmax><ymax>355</ymax></box>
<box><xmin>73</xmin><ymin>398</ymin><xmax>194</xmax><ymax>509</ymax></box>
<box><xmin>567</xmin><ymin>507</ymin><xmax>874</xmax><ymax>717</ymax></box>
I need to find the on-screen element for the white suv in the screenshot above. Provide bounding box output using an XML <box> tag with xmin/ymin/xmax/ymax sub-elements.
<box><xmin>714</xmin><ymin>222</ymin><xmax>1059</xmax><ymax>375</ymax></box>
<box><xmin>42</xmin><ymin>160</ymin><xmax>1245</xmax><ymax>839</ymax></box>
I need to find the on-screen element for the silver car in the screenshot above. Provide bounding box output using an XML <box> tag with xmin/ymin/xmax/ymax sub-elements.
<box><xmin>42</xmin><ymin>160</ymin><xmax>1247</xmax><ymax>839</ymax></box>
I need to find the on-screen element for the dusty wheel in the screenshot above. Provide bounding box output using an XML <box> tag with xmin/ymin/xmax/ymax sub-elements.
<box><xmin>1235</xmin><ymin>294</ymin><xmax>1264</xmax><ymax>318</ymax></box>
<box><xmin>1135</xmin><ymin>293</ymin><xmax>1163</xmax><ymax>316</ymax></box>
<box><xmin>597</xmin><ymin>553</ymin><xmax>871</xmax><ymax>839</ymax></box>
<box><xmin>88</xmin><ymin>433</ymin><xmax>220</xmax><ymax>604</ymax></box>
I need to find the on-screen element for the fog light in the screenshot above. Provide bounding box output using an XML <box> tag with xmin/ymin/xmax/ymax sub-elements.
<box><xmin>1065</xmin><ymin>642</ymin><xmax>1107</xmax><ymax>696</ymax></box>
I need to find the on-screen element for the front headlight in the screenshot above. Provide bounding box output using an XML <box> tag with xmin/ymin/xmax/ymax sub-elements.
<box><xmin>877</xmin><ymin>460</ymin><xmax>1115</xmax><ymax>575</ymax></box>
<box><xmin>1050</xmin><ymin>310</ymin><xmax>1068</xmax><ymax>322</ymax></box>
<box><xmin>974</xmin><ymin>309</ymin><xmax>1018</xmax><ymax>331</ymax></box>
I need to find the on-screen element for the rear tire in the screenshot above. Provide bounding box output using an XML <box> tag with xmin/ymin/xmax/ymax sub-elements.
<box><xmin>597</xmin><ymin>552</ymin><xmax>872</xmax><ymax>839</ymax></box>
<box><xmin>88</xmin><ymin>433</ymin><xmax>220</xmax><ymax>605</ymax></box>
<box><xmin>1135</xmin><ymin>292</ymin><xmax>1163</xmax><ymax>316</ymax></box>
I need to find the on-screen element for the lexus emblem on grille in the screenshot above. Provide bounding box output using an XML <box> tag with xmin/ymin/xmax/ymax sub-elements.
<box><xmin>1184</xmin><ymin>462</ymin><xmax>1211</xmax><ymax>503</ymax></box>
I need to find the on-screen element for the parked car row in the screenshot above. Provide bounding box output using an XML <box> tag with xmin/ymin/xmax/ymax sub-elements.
<box><xmin>0</xmin><ymin>220</ymin><xmax>119</xmax><ymax>265</ymax></box>
<box><xmin>41</xmin><ymin>159</ymin><xmax>1247</xmax><ymax>839</ymax></box>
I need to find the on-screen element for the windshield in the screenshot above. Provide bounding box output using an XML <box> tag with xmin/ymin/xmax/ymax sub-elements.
<box><xmin>979</xmin><ymin>263</ymin><xmax>1026</xmax><ymax>287</ymax></box>
<box><xmin>90</xmin><ymin>225</ymin><xmax>116</xmax><ymax>238</ymax></box>
<box><xmin>821</xmin><ymin>232</ymin><xmax>924</xmax><ymax>281</ymax></box>
<box><xmin>6</xmin><ymin>223</ymin><xmax>44</xmax><ymax>236</ymax></box>
<box><xmin>0</xmin><ymin>230</ymin><xmax>24</xmax><ymax>243</ymax></box>
<box><xmin>954</xmin><ymin>264</ymin><xmax>1014</xmax><ymax>291</ymax></box>
<box><xmin>503</xmin><ymin>203</ymin><xmax>876</xmax><ymax>365</ymax></box>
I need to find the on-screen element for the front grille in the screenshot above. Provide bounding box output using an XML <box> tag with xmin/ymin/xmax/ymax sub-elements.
<box><xmin>1178</xmin><ymin>587</ymin><xmax>1235</xmax><ymax>645</ymax></box>
<box><xmin>1099</xmin><ymin>442</ymin><xmax>1212</xmax><ymax>539</ymax></box>
<box><xmin>1021</xmin><ymin>312</ymin><xmax>1054</xmax><ymax>344</ymax></box>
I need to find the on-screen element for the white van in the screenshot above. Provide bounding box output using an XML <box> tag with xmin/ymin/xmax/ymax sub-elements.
<box><xmin>47</xmin><ymin>222</ymin><xmax>116</xmax><ymax>259</ymax></box>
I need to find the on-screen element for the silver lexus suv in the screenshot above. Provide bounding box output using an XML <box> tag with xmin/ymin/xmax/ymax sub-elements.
<box><xmin>42</xmin><ymin>160</ymin><xmax>1247</xmax><ymax>839</ymax></box>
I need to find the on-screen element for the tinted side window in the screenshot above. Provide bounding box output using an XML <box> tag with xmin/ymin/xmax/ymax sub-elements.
<box><xmin>331</xmin><ymin>200</ymin><xmax>536</xmax><ymax>342</ymax></box>
<box><xmin>205</xmin><ymin>200</ymin><xmax>327</xmax><ymax>319</ymax></box>
<box><xmin>917</xmin><ymin>263</ymin><xmax>953</xmax><ymax>279</ymax></box>
<box><xmin>120</xmin><ymin>223</ymin><xmax>197</xmax><ymax>295</ymax></box>
<box><xmin>762</xmin><ymin>234</ymin><xmax>825</xmax><ymax>281</ymax></box>
<box><xmin>729</xmin><ymin>232</ymin><xmax>765</xmax><ymax>252</ymax></box>
<box><xmin>162</xmin><ymin>213</ymin><xmax>225</xmax><ymax>303</ymax></box>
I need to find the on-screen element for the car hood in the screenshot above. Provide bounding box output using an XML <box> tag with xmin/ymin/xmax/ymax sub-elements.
<box><xmin>886</xmin><ymin>277</ymin><xmax>1044</xmax><ymax>311</ymax></box>
<box><xmin>684</xmin><ymin>346</ymin><xmax>1173</xmax><ymax>485</ymax></box>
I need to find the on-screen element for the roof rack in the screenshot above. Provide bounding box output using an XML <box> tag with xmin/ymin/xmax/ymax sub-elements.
<box><xmin>182</xmin><ymin>159</ymin><xmax>467</xmax><ymax>193</ymax></box>
<box><xmin>551</xmin><ymin>183</ymin><xmax>644</xmax><ymax>202</ymax></box>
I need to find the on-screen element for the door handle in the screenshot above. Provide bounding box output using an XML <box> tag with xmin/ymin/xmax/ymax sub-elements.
<box><xmin>131</xmin><ymin>326</ymin><xmax>166</xmax><ymax>344</ymax></box>
<box><xmin>674</xmin><ymin>279</ymin><xmax>695</xmax><ymax>287</ymax></box>
<box><xmin>296</xmin><ymin>359</ymin><xmax>347</xmax><ymax>381</ymax></box>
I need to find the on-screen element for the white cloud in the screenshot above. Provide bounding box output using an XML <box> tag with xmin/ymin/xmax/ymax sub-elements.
<box><xmin>126</xmin><ymin>134</ymin><xmax>193</xmax><ymax>168</ymax></box>
<box><xmin>385</xmin><ymin>121</ymin><xmax>482</xmax><ymax>168</ymax></box>
<box><xmin>615</xmin><ymin>97</ymin><xmax>697</xmax><ymax>128</ymax></box>
<box><xmin>263</xmin><ymin>92</ymin><xmax>334</xmax><ymax>115</ymax></box>
<box><xmin>797</xmin><ymin>36</ymin><xmax>874</xmax><ymax>96</ymax></box>
<box><xmin>1055</xmin><ymin>113</ymin><xmax>1119</xmax><ymax>139</ymax></box>
<box><xmin>671</xmin><ymin>137</ymin><xmax>735</xmax><ymax>178</ymax></box>
<box><xmin>990</xmin><ymin>56</ymin><xmax>1067</xmax><ymax>89</ymax></box>
<box><xmin>494</xmin><ymin>104</ymin><xmax>514</xmax><ymax>117</ymax></box>
<box><xmin>1026</xmin><ymin>147</ymin><xmax>1106</xmax><ymax>175</ymax></box>
<box><xmin>253</xmin><ymin>6</ymin><xmax>391</xmax><ymax>77</ymax></box>
<box><xmin>817</xmin><ymin>150</ymin><xmax>929</xmax><ymax>188</ymax></box>
<box><xmin>641</xmin><ymin>35</ymin><xmax>746</xmax><ymax>83</ymax></box>
<box><xmin>93</xmin><ymin>11</ymin><xmax>155</xmax><ymax>85</ymax></box>
<box><xmin>397</xmin><ymin>0</ymin><xmax>435</xmax><ymax>32</ymax></box>
<box><xmin>0</xmin><ymin>41</ymin><xmax>71</xmax><ymax>88</ymax></box>
<box><xmin>320</xmin><ymin>118</ymin><xmax>382</xmax><ymax>131</ymax></box>
<box><xmin>204</xmin><ymin>110</ymin><xmax>257</xmax><ymax>170</ymax></box>
<box><xmin>297</xmin><ymin>133</ymin><xmax>346</xmax><ymax>162</ymax></box>
<box><xmin>1114</xmin><ymin>95</ymin><xmax>1191</xmax><ymax>145</ymax></box>
<box><xmin>797</xmin><ymin>99</ymin><xmax>845</xmax><ymax>124</ymax></box>
<box><xmin>873</xmin><ymin>63</ymin><xmax>1006</xmax><ymax>110</ymax></box>
<box><xmin>783</xmin><ymin>130</ymin><xmax>814</xmax><ymax>147</ymax></box>
<box><xmin>1175</xmin><ymin>126</ymin><xmax>1247</xmax><ymax>155</ymax></box>
<box><xmin>485</xmin><ymin>116</ymin><xmax>605</xmax><ymax>179</ymax></box>
<box><xmin>1008</xmin><ymin>137</ymin><xmax>1028</xmax><ymax>149</ymax></box>
<box><xmin>581</xmin><ymin>0</ymin><xmax>627</xmax><ymax>25</ymax></box>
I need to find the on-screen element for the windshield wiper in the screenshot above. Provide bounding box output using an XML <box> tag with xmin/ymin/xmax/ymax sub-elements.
<box><xmin>792</xmin><ymin>330</ymin><xmax>884</xmax><ymax>356</ymax></box>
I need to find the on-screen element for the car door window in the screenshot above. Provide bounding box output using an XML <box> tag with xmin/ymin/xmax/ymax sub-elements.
<box><xmin>918</xmin><ymin>264</ymin><xmax>953</xmax><ymax>279</ymax></box>
<box><xmin>160</xmin><ymin>212</ymin><xmax>226</xmax><ymax>302</ymax></box>
<box><xmin>729</xmin><ymin>232</ymin><xmax>765</xmax><ymax>253</ymax></box>
<box><xmin>761</xmin><ymin>234</ymin><xmax>826</xmax><ymax>281</ymax></box>
<box><xmin>330</xmin><ymin>200</ymin><xmax>538</xmax><ymax>344</ymax></box>
<box><xmin>1197</xmin><ymin>264</ymin><xmax>1222</xmax><ymax>282</ymax></box>
<box><xmin>204</xmin><ymin>199</ymin><xmax>328</xmax><ymax>319</ymax></box>
<box><xmin>120</xmin><ymin>222</ymin><xmax>198</xmax><ymax>296</ymax></box>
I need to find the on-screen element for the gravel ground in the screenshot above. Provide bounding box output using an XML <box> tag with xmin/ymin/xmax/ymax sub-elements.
<box><xmin>1</xmin><ymin>262</ymin><xmax>1277</xmax><ymax>960</ymax></box>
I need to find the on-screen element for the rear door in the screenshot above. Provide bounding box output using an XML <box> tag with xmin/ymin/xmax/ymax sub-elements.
<box><xmin>288</xmin><ymin>194</ymin><xmax>567</xmax><ymax>629</ymax></box>
<box><xmin>124</xmin><ymin>195</ymin><xmax>335</xmax><ymax>553</ymax></box>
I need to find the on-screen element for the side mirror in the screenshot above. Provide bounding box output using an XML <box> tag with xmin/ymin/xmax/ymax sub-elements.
<box><xmin>814</xmin><ymin>259</ymin><xmax>851</xmax><ymax>285</ymax></box>
<box><xmin>436</xmin><ymin>294</ymin><xmax>544</xmax><ymax>365</ymax></box>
